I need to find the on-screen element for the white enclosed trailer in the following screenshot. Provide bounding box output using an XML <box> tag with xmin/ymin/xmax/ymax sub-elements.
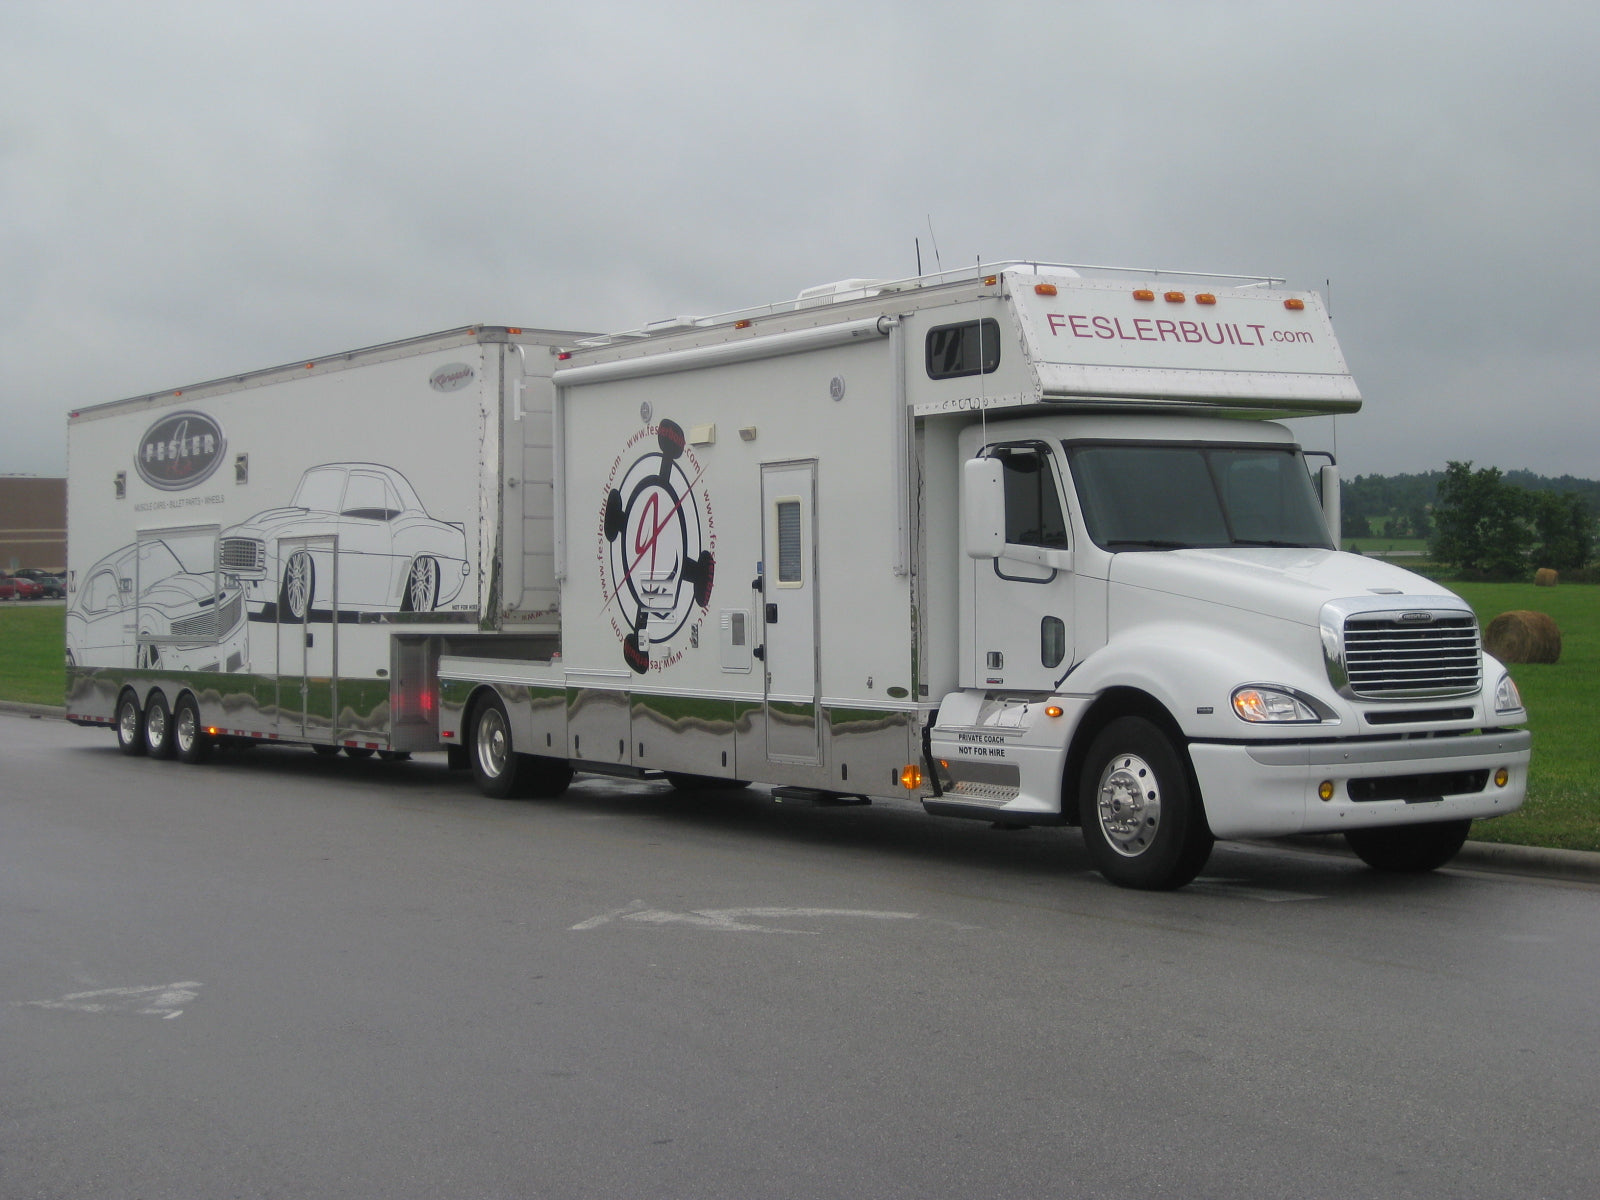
<box><xmin>67</xmin><ymin>264</ymin><xmax>1531</xmax><ymax>889</ymax></box>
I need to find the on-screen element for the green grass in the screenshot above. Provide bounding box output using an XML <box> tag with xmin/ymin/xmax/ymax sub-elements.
<box><xmin>0</xmin><ymin>604</ymin><xmax>67</xmax><ymax>706</ymax></box>
<box><xmin>5</xmin><ymin>586</ymin><xmax>1596</xmax><ymax>850</ymax></box>
<box><xmin>1448</xmin><ymin>581</ymin><xmax>1600</xmax><ymax>851</ymax></box>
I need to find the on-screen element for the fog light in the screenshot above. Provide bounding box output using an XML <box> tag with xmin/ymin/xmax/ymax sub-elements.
<box><xmin>1318</xmin><ymin>780</ymin><xmax>1336</xmax><ymax>801</ymax></box>
<box><xmin>1495</xmin><ymin>767</ymin><xmax>1509</xmax><ymax>787</ymax></box>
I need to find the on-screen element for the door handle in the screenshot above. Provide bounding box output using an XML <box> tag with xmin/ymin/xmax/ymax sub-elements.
<box><xmin>765</xmin><ymin>602</ymin><xmax>778</xmax><ymax>624</ymax></box>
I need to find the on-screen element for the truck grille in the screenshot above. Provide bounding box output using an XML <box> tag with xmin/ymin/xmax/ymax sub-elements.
<box><xmin>1342</xmin><ymin>613</ymin><xmax>1481</xmax><ymax>698</ymax></box>
<box><xmin>220</xmin><ymin>538</ymin><xmax>264</xmax><ymax>572</ymax></box>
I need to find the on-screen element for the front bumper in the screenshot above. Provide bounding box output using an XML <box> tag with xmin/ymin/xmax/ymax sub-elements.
<box><xmin>1190</xmin><ymin>729</ymin><xmax>1530</xmax><ymax>839</ymax></box>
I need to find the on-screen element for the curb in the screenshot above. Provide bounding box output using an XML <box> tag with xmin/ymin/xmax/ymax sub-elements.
<box><xmin>6</xmin><ymin>701</ymin><xmax>1598</xmax><ymax>884</ymax></box>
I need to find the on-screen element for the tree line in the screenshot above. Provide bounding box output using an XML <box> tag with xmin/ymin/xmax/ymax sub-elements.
<box><xmin>1342</xmin><ymin>465</ymin><xmax>1597</xmax><ymax>578</ymax></box>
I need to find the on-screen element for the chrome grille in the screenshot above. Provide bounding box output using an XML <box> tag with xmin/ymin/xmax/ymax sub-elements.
<box><xmin>1342</xmin><ymin>613</ymin><xmax>1481</xmax><ymax>698</ymax></box>
<box><xmin>220</xmin><ymin>538</ymin><xmax>264</xmax><ymax>572</ymax></box>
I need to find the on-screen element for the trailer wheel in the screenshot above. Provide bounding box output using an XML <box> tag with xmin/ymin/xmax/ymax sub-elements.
<box><xmin>311</xmin><ymin>743</ymin><xmax>340</xmax><ymax>757</ymax></box>
<box><xmin>143</xmin><ymin>690</ymin><xmax>176</xmax><ymax>759</ymax></box>
<box><xmin>343</xmin><ymin>746</ymin><xmax>376</xmax><ymax>759</ymax></box>
<box><xmin>280</xmin><ymin>551</ymin><xmax>314</xmax><ymax>623</ymax></box>
<box><xmin>1078</xmin><ymin>716</ymin><xmax>1213</xmax><ymax>890</ymax></box>
<box><xmin>469</xmin><ymin>694</ymin><xmax>572</xmax><ymax>800</ymax></box>
<box><xmin>1345</xmin><ymin>820</ymin><xmax>1471</xmax><ymax>872</ymax></box>
<box><xmin>400</xmin><ymin>556</ymin><xmax>440</xmax><ymax>612</ymax></box>
<box><xmin>173</xmin><ymin>694</ymin><xmax>212</xmax><ymax>764</ymax></box>
<box><xmin>116</xmin><ymin>691</ymin><xmax>147</xmax><ymax>757</ymax></box>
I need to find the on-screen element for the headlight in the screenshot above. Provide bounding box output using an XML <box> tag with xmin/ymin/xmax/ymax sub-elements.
<box><xmin>1232</xmin><ymin>684</ymin><xmax>1327</xmax><ymax>724</ymax></box>
<box><xmin>1493</xmin><ymin>673</ymin><xmax>1524</xmax><ymax>714</ymax></box>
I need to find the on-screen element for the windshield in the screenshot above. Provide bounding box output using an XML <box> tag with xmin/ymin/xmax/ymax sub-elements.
<box><xmin>1067</xmin><ymin>442</ymin><xmax>1334</xmax><ymax>551</ymax></box>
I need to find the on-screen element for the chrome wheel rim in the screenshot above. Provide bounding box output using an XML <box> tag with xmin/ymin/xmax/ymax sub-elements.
<box><xmin>118</xmin><ymin>699</ymin><xmax>140</xmax><ymax>745</ymax></box>
<box><xmin>1096</xmin><ymin>752</ymin><xmax>1162</xmax><ymax>857</ymax></box>
<box><xmin>476</xmin><ymin>707</ymin><xmax>509</xmax><ymax>779</ymax></box>
<box><xmin>145</xmin><ymin>703</ymin><xmax>167</xmax><ymax>748</ymax></box>
<box><xmin>176</xmin><ymin>705</ymin><xmax>197</xmax><ymax>754</ymax></box>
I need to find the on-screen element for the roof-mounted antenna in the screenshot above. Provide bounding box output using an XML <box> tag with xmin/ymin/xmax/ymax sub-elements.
<box><xmin>925</xmin><ymin>216</ymin><xmax>943</xmax><ymax>274</ymax></box>
<box><xmin>915</xmin><ymin>237</ymin><xmax>922</xmax><ymax>276</ymax></box>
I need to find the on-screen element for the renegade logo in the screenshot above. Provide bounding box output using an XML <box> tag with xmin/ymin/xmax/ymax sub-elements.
<box><xmin>134</xmin><ymin>411</ymin><xmax>227</xmax><ymax>491</ymax></box>
<box><xmin>597</xmin><ymin>418</ymin><xmax>716</xmax><ymax>673</ymax></box>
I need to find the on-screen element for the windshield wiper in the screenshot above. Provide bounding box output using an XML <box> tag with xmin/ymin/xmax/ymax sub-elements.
<box><xmin>1103</xmin><ymin>539</ymin><xmax>1190</xmax><ymax>550</ymax></box>
<box><xmin>1232</xmin><ymin>538</ymin><xmax>1323</xmax><ymax>548</ymax></box>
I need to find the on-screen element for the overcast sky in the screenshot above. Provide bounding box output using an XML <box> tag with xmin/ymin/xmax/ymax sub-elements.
<box><xmin>4</xmin><ymin>0</ymin><xmax>1596</xmax><ymax>480</ymax></box>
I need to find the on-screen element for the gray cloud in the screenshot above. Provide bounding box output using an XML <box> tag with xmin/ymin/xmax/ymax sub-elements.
<box><xmin>4</xmin><ymin>0</ymin><xmax>1597</xmax><ymax>478</ymax></box>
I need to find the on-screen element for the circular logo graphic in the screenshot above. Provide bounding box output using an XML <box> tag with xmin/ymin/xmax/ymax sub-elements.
<box><xmin>134</xmin><ymin>410</ymin><xmax>227</xmax><ymax>491</ymax></box>
<box><xmin>599</xmin><ymin>418</ymin><xmax>715</xmax><ymax>674</ymax></box>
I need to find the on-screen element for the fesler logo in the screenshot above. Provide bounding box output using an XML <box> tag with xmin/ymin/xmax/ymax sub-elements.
<box><xmin>134</xmin><ymin>411</ymin><xmax>226</xmax><ymax>491</ymax></box>
<box><xmin>597</xmin><ymin>417</ymin><xmax>715</xmax><ymax>673</ymax></box>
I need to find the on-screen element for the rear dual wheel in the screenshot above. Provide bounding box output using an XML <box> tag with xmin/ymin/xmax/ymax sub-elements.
<box><xmin>470</xmin><ymin>694</ymin><xmax>571</xmax><ymax>800</ymax></box>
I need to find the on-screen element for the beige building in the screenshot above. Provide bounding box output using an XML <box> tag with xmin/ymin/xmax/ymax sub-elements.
<box><xmin>0</xmin><ymin>476</ymin><xmax>67</xmax><ymax>572</ymax></box>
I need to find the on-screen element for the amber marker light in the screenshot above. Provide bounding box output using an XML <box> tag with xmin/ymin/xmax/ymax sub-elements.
<box><xmin>1046</xmin><ymin>705</ymin><xmax>1064</xmax><ymax>718</ymax></box>
<box><xmin>1195</xmin><ymin>293</ymin><xmax>1217</xmax><ymax>305</ymax></box>
<box><xmin>1133</xmin><ymin>288</ymin><xmax>1156</xmax><ymax>301</ymax></box>
<box><xmin>1495</xmin><ymin>767</ymin><xmax>1510</xmax><ymax>787</ymax></box>
<box><xmin>1283</xmin><ymin>298</ymin><xmax>1306</xmax><ymax>310</ymax></box>
<box><xmin>1164</xmin><ymin>291</ymin><xmax>1186</xmax><ymax>303</ymax></box>
<box><xmin>1318</xmin><ymin>780</ymin><xmax>1336</xmax><ymax>801</ymax></box>
<box><xmin>901</xmin><ymin>764</ymin><xmax>923</xmax><ymax>789</ymax></box>
<box><xmin>734</xmin><ymin>319</ymin><xmax>752</xmax><ymax>329</ymax></box>
<box><xmin>1034</xmin><ymin>283</ymin><xmax>1058</xmax><ymax>296</ymax></box>
<box><xmin>983</xmin><ymin>275</ymin><xmax>999</xmax><ymax>286</ymax></box>
<box><xmin>506</xmin><ymin>327</ymin><xmax>522</xmax><ymax>335</ymax></box>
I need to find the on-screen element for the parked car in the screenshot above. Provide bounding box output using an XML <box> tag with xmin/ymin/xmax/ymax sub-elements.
<box><xmin>0</xmin><ymin>573</ymin><xmax>45</xmax><ymax>601</ymax></box>
<box><xmin>13</xmin><ymin>569</ymin><xmax>66</xmax><ymax>599</ymax></box>
<box><xmin>65</xmin><ymin>539</ymin><xmax>249</xmax><ymax>671</ymax></box>
<box><xmin>219</xmin><ymin>462</ymin><xmax>469</xmax><ymax>622</ymax></box>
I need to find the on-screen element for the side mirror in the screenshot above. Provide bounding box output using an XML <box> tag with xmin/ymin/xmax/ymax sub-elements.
<box><xmin>1318</xmin><ymin>463</ymin><xmax>1341</xmax><ymax>544</ymax></box>
<box><xmin>963</xmin><ymin>458</ymin><xmax>1005</xmax><ymax>559</ymax></box>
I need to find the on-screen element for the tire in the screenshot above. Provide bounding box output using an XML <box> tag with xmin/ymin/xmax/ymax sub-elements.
<box><xmin>470</xmin><ymin>694</ymin><xmax>572</xmax><ymax>800</ymax></box>
<box><xmin>279</xmin><ymin>551</ymin><xmax>314</xmax><ymax>623</ymax></box>
<box><xmin>116</xmin><ymin>691</ymin><xmax>147</xmax><ymax>757</ymax></box>
<box><xmin>173</xmin><ymin>694</ymin><xmax>212</xmax><ymax>764</ymax></box>
<box><xmin>1078</xmin><ymin>715</ymin><xmax>1214</xmax><ymax>890</ymax></box>
<box><xmin>343</xmin><ymin>746</ymin><xmax>376</xmax><ymax>759</ymax></box>
<box><xmin>1346</xmin><ymin>820</ymin><xmax>1471</xmax><ymax>873</ymax></box>
<box><xmin>400</xmin><ymin>557</ymin><xmax>440</xmax><ymax>612</ymax></box>
<box><xmin>377</xmin><ymin>749</ymin><xmax>411</xmax><ymax>761</ymax></box>
<box><xmin>664</xmin><ymin>772</ymin><xmax>750</xmax><ymax>791</ymax></box>
<box><xmin>311</xmin><ymin>743</ymin><xmax>340</xmax><ymax>757</ymax></box>
<box><xmin>143</xmin><ymin>691</ymin><xmax>176</xmax><ymax>759</ymax></box>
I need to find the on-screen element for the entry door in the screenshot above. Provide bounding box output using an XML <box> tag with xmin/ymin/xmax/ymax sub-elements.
<box><xmin>276</xmin><ymin>534</ymin><xmax>339</xmax><ymax>738</ymax></box>
<box><xmin>760</xmin><ymin>462</ymin><xmax>819</xmax><ymax>764</ymax></box>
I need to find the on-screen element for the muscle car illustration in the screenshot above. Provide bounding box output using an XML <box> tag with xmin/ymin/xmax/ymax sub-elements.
<box><xmin>65</xmin><ymin>538</ymin><xmax>249</xmax><ymax>672</ymax></box>
<box><xmin>219</xmin><ymin>463</ymin><xmax>469</xmax><ymax>621</ymax></box>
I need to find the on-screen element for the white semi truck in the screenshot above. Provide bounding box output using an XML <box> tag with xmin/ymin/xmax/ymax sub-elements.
<box><xmin>65</xmin><ymin>263</ymin><xmax>1530</xmax><ymax>888</ymax></box>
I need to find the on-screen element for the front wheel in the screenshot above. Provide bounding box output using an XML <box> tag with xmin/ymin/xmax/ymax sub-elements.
<box><xmin>1346</xmin><ymin>820</ymin><xmax>1471</xmax><ymax>872</ymax></box>
<box><xmin>1078</xmin><ymin>716</ymin><xmax>1213</xmax><ymax>890</ymax></box>
<box><xmin>173</xmin><ymin>694</ymin><xmax>212</xmax><ymax>764</ymax></box>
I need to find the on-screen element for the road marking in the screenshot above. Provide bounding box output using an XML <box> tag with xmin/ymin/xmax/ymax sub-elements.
<box><xmin>18</xmin><ymin>981</ymin><xmax>202</xmax><ymax>1018</ymax></box>
<box><xmin>572</xmin><ymin>905</ymin><xmax>919</xmax><ymax>934</ymax></box>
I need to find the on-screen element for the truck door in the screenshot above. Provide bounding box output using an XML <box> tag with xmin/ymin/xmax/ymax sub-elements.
<box><xmin>760</xmin><ymin>461</ymin><xmax>820</xmax><ymax>764</ymax></box>
<box><xmin>972</xmin><ymin>442</ymin><xmax>1073</xmax><ymax>691</ymax></box>
<box><xmin>276</xmin><ymin>534</ymin><xmax>339</xmax><ymax>739</ymax></box>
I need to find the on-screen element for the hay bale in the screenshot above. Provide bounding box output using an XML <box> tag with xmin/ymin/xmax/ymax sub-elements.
<box><xmin>1484</xmin><ymin>610</ymin><xmax>1562</xmax><ymax>664</ymax></box>
<box><xmin>1535</xmin><ymin>568</ymin><xmax>1559</xmax><ymax>587</ymax></box>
